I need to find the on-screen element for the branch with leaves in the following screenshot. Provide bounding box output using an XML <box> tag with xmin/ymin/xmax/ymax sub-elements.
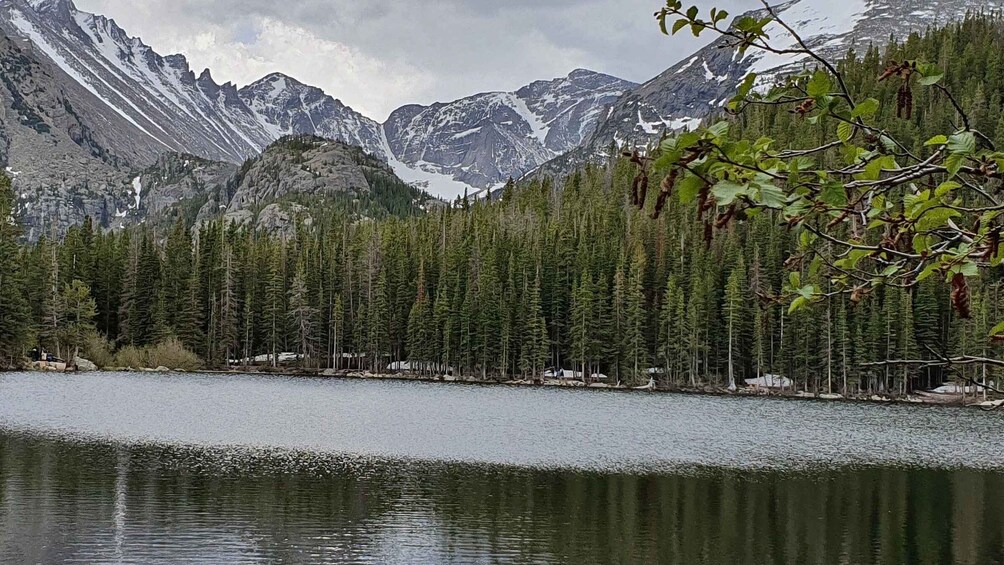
<box><xmin>642</xmin><ymin>1</ymin><xmax>1004</xmax><ymax>370</ymax></box>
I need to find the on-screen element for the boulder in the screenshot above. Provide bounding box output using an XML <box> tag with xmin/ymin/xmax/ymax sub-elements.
<box><xmin>74</xmin><ymin>356</ymin><xmax>98</xmax><ymax>372</ymax></box>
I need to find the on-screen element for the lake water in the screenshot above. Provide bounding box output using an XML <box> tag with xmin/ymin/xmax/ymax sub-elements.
<box><xmin>1</xmin><ymin>371</ymin><xmax>1003</xmax><ymax>564</ymax></box>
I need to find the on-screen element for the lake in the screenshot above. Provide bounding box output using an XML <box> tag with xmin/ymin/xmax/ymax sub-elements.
<box><xmin>0</xmin><ymin>371</ymin><xmax>1003</xmax><ymax>564</ymax></box>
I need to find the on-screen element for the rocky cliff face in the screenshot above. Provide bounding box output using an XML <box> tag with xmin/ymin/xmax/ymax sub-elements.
<box><xmin>0</xmin><ymin>0</ymin><xmax>275</xmax><ymax>164</ymax></box>
<box><xmin>194</xmin><ymin>135</ymin><xmax>432</xmax><ymax>233</ymax></box>
<box><xmin>0</xmin><ymin>31</ymin><xmax>132</xmax><ymax>241</ymax></box>
<box><xmin>133</xmin><ymin>153</ymin><xmax>237</xmax><ymax>218</ymax></box>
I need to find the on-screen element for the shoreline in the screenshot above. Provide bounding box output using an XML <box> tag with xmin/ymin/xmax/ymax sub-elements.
<box><xmin>11</xmin><ymin>365</ymin><xmax>1000</xmax><ymax>410</ymax></box>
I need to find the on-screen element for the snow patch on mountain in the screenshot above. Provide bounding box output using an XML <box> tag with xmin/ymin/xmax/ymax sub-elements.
<box><xmin>7</xmin><ymin>8</ymin><xmax>173</xmax><ymax>148</ymax></box>
<box><xmin>744</xmin><ymin>0</ymin><xmax>871</xmax><ymax>82</ymax></box>
<box><xmin>131</xmin><ymin>176</ymin><xmax>142</xmax><ymax>209</ymax></box>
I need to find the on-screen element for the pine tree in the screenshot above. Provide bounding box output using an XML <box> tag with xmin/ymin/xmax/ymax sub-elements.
<box><xmin>0</xmin><ymin>174</ymin><xmax>29</xmax><ymax>366</ymax></box>
<box><xmin>288</xmin><ymin>260</ymin><xmax>318</xmax><ymax>367</ymax></box>
<box><xmin>519</xmin><ymin>270</ymin><xmax>549</xmax><ymax>380</ymax></box>
<box><xmin>406</xmin><ymin>262</ymin><xmax>433</xmax><ymax>373</ymax></box>
<box><xmin>725</xmin><ymin>261</ymin><xmax>746</xmax><ymax>391</ymax></box>
<box><xmin>264</xmin><ymin>244</ymin><xmax>286</xmax><ymax>367</ymax></box>
<box><xmin>367</xmin><ymin>270</ymin><xmax>390</xmax><ymax>371</ymax></box>
<box><xmin>59</xmin><ymin>279</ymin><xmax>97</xmax><ymax>362</ymax></box>
<box><xmin>622</xmin><ymin>249</ymin><xmax>648</xmax><ymax>385</ymax></box>
<box><xmin>570</xmin><ymin>274</ymin><xmax>594</xmax><ymax>380</ymax></box>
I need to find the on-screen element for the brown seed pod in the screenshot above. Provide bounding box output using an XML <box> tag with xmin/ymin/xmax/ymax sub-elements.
<box><xmin>984</xmin><ymin>227</ymin><xmax>1001</xmax><ymax>261</ymax></box>
<box><xmin>951</xmin><ymin>273</ymin><xmax>972</xmax><ymax>319</ymax></box>
<box><xmin>651</xmin><ymin>170</ymin><xmax>681</xmax><ymax>220</ymax></box>
<box><xmin>896</xmin><ymin>84</ymin><xmax>913</xmax><ymax>119</ymax></box>
<box><xmin>715</xmin><ymin>205</ymin><xmax>736</xmax><ymax>229</ymax></box>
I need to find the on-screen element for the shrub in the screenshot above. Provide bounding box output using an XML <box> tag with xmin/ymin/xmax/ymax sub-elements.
<box><xmin>81</xmin><ymin>331</ymin><xmax>114</xmax><ymax>368</ymax></box>
<box><xmin>113</xmin><ymin>345</ymin><xmax>146</xmax><ymax>370</ymax></box>
<box><xmin>111</xmin><ymin>339</ymin><xmax>204</xmax><ymax>371</ymax></box>
<box><xmin>145</xmin><ymin>338</ymin><xmax>203</xmax><ymax>371</ymax></box>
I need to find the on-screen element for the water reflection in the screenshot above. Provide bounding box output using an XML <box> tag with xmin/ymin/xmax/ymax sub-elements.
<box><xmin>2</xmin><ymin>435</ymin><xmax>1003</xmax><ymax>564</ymax></box>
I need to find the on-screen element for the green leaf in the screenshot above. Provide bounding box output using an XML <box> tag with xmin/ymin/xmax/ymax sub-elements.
<box><xmin>837</xmin><ymin>121</ymin><xmax>854</xmax><ymax>143</ymax></box>
<box><xmin>948</xmin><ymin>131</ymin><xmax>976</xmax><ymax>155</ymax></box>
<box><xmin>851</xmin><ymin>98</ymin><xmax>880</xmax><ymax>119</ymax></box>
<box><xmin>711</xmin><ymin>180</ymin><xmax>747</xmax><ymax>206</ymax></box>
<box><xmin>677</xmin><ymin>174</ymin><xmax>705</xmax><ymax>205</ymax></box>
<box><xmin>789</xmin><ymin>296</ymin><xmax>810</xmax><ymax>315</ymax></box>
<box><xmin>945</xmin><ymin>153</ymin><xmax>965</xmax><ymax>178</ymax></box>
<box><xmin>734</xmin><ymin>16</ymin><xmax>757</xmax><ymax>32</ymax></box>
<box><xmin>918</xmin><ymin>74</ymin><xmax>944</xmax><ymax>86</ymax></box>
<box><xmin>796</xmin><ymin>284</ymin><xmax>816</xmax><ymax>300</ymax></box>
<box><xmin>819</xmin><ymin>182</ymin><xmax>847</xmax><ymax>208</ymax></box>
<box><xmin>807</xmin><ymin>70</ymin><xmax>831</xmax><ymax>98</ymax></box>
<box><xmin>912</xmin><ymin>234</ymin><xmax>935</xmax><ymax>255</ymax></box>
<box><xmin>924</xmin><ymin>135</ymin><xmax>948</xmax><ymax>146</ymax></box>
<box><xmin>916</xmin><ymin>207</ymin><xmax>962</xmax><ymax>232</ymax></box>
<box><xmin>917</xmin><ymin>262</ymin><xmax>940</xmax><ymax>283</ymax></box>
<box><xmin>706</xmin><ymin>121</ymin><xmax>730</xmax><ymax>138</ymax></box>
<box><xmin>736</xmin><ymin>73</ymin><xmax>757</xmax><ymax>98</ymax></box>
<box><xmin>935</xmin><ymin>181</ymin><xmax>960</xmax><ymax>197</ymax></box>
<box><xmin>880</xmin><ymin>265</ymin><xmax>901</xmax><ymax>278</ymax></box>
<box><xmin>753</xmin><ymin>182</ymin><xmax>786</xmax><ymax>209</ymax></box>
<box><xmin>990</xmin><ymin>320</ymin><xmax>1004</xmax><ymax>338</ymax></box>
<box><xmin>672</xmin><ymin>18</ymin><xmax>688</xmax><ymax>34</ymax></box>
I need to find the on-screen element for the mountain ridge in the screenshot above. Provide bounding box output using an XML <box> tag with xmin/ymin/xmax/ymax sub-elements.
<box><xmin>0</xmin><ymin>0</ymin><xmax>636</xmax><ymax>203</ymax></box>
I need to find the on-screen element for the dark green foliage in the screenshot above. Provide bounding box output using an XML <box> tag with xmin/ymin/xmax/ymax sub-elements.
<box><xmin>0</xmin><ymin>174</ymin><xmax>29</xmax><ymax>366</ymax></box>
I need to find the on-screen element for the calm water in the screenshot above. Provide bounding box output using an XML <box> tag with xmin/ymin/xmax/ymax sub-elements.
<box><xmin>0</xmin><ymin>372</ymin><xmax>1003</xmax><ymax>564</ymax></box>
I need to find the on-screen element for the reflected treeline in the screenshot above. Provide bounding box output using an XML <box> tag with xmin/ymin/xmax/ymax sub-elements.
<box><xmin>2</xmin><ymin>435</ymin><xmax>1003</xmax><ymax>564</ymax></box>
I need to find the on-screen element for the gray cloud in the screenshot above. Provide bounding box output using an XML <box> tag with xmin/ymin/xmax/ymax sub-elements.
<box><xmin>75</xmin><ymin>0</ymin><xmax>754</xmax><ymax>120</ymax></box>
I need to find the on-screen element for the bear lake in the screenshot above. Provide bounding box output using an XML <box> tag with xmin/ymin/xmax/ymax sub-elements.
<box><xmin>1</xmin><ymin>371</ymin><xmax>1003</xmax><ymax>564</ymax></box>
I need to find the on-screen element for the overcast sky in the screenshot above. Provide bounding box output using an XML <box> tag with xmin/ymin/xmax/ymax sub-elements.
<box><xmin>74</xmin><ymin>0</ymin><xmax>753</xmax><ymax>121</ymax></box>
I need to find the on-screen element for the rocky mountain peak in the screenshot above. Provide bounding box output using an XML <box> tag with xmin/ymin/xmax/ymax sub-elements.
<box><xmin>21</xmin><ymin>0</ymin><xmax>75</xmax><ymax>18</ymax></box>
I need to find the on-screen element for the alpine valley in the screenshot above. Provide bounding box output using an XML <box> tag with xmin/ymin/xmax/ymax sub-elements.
<box><xmin>0</xmin><ymin>0</ymin><xmax>991</xmax><ymax>238</ymax></box>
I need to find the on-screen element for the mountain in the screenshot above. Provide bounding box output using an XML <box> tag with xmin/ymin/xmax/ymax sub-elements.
<box><xmin>119</xmin><ymin>136</ymin><xmax>435</xmax><ymax>235</ymax></box>
<box><xmin>237</xmin><ymin>73</ymin><xmax>388</xmax><ymax>161</ymax></box>
<box><xmin>196</xmin><ymin>135</ymin><xmax>434</xmax><ymax>233</ymax></box>
<box><xmin>0</xmin><ymin>0</ymin><xmax>275</xmax><ymax>164</ymax></box>
<box><xmin>547</xmin><ymin>0</ymin><xmax>994</xmax><ymax>173</ymax></box>
<box><xmin>0</xmin><ymin>0</ymin><xmax>636</xmax><ymax>219</ymax></box>
<box><xmin>384</xmin><ymin>69</ymin><xmax>637</xmax><ymax>191</ymax></box>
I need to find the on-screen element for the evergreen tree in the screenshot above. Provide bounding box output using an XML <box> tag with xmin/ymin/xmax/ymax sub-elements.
<box><xmin>59</xmin><ymin>280</ymin><xmax>97</xmax><ymax>362</ymax></box>
<box><xmin>0</xmin><ymin>174</ymin><xmax>29</xmax><ymax>366</ymax></box>
<box><xmin>288</xmin><ymin>260</ymin><xmax>318</xmax><ymax>367</ymax></box>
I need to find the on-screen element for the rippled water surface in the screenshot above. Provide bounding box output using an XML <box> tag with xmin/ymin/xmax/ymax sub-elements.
<box><xmin>1</xmin><ymin>371</ymin><xmax>1004</xmax><ymax>564</ymax></box>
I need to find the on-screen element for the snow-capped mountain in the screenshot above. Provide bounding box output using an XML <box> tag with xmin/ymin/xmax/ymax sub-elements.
<box><xmin>238</xmin><ymin>73</ymin><xmax>388</xmax><ymax>161</ymax></box>
<box><xmin>0</xmin><ymin>0</ymin><xmax>636</xmax><ymax>208</ymax></box>
<box><xmin>0</xmin><ymin>0</ymin><xmax>274</xmax><ymax>164</ymax></box>
<box><xmin>573</xmin><ymin>0</ymin><xmax>996</xmax><ymax>161</ymax></box>
<box><xmin>384</xmin><ymin>69</ymin><xmax>637</xmax><ymax>191</ymax></box>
